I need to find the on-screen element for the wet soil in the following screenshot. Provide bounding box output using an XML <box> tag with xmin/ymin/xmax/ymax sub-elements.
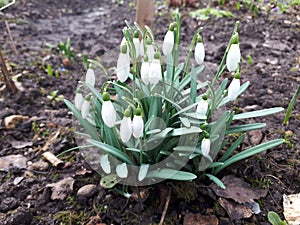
<box><xmin>0</xmin><ymin>0</ymin><xmax>299</xmax><ymax>224</ymax></box>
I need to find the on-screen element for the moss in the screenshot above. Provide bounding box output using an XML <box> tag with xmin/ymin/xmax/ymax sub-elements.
<box><xmin>170</xmin><ymin>182</ymin><xmax>197</xmax><ymax>203</ymax></box>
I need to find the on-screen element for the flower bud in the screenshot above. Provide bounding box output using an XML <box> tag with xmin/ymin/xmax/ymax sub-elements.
<box><xmin>85</xmin><ymin>68</ymin><xmax>95</xmax><ymax>87</ymax></box>
<box><xmin>120</xmin><ymin>109</ymin><xmax>132</xmax><ymax>143</ymax></box>
<box><xmin>196</xmin><ymin>95</ymin><xmax>208</xmax><ymax>115</ymax></box>
<box><xmin>148</xmin><ymin>58</ymin><xmax>162</xmax><ymax>85</ymax></box>
<box><xmin>195</xmin><ymin>36</ymin><xmax>205</xmax><ymax>65</ymax></box>
<box><xmin>102</xmin><ymin>92</ymin><xmax>117</xmax><ymax>128</ymax></box>
<box><xmin>141</xmin><ymin>57</ymin><xmax>150</xmax><ymax>85</ymax></box>
<box><xmin>162</xmin><ymin>25</ymin><xmax>174</xmax><ymax>56</ymax></box>
<box><xmin>132</xmin><ymin>108</ymin><xmax>144</xmax><ymax>138</ymax></box>
<box><xmin>226</xmin><ymin>42</ymin><xmax>241</xmax><ymax>72</ymax></box>
<box><xmin>81</xmin><ymin>95</ymin><xmax>91</xmax><ymax>119</ymax></box>
<box><xmin>74</xmin><ymin>88</ymin><xmax>84</xmax><ymax>110</ymax></box>
<box><xmin>228</xmin><ymin>77</ymin><xmax>241</xmax><ymax>101</ymax></box>
<box><xmin>201</xmin><ymin>137</ymin><xmax>211</xmax><ymax>157</ymax></box>
<box><xmin>116</xmin><ymin>46</ymin><xmax>130</xmax><ymax>82</ymax></box>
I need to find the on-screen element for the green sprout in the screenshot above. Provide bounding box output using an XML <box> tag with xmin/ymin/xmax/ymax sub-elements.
<box><xmin>268</xmin><ymin>211</ymin><xmax>287</xmax><ymax>225</ymax></box>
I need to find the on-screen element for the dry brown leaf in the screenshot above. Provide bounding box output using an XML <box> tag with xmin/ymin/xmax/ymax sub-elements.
<box><xmin>183</xmin><ymin>213</ymin><xmax>218</xmax><ymax>225</ymax></box>
<box><xmin>283</xmin><ymin>193</ymin><xmax>300</xmax><ymax>225</ymax></box>
<box><xmin>218</xmin><ymin>197</ymin><xmax>253</xmax><ymax>220</ymax></box>
<box><xmin>4</xmin><ymin>115</ymin><xmax>29</xmax><ymax>129</ymax></box>
<box><xmin>46</xmin><ymin>177</ymin><xmax>74</xmax><ymax>200</ymax></box>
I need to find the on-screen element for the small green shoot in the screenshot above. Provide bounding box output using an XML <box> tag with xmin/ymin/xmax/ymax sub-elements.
<box><xmin>283</xmin><ymin>85</ymin><xmax>300</xmax><ymax>125</ymax></box>
<box><xmin>267</xmin><ymin>211</ymin><xmax>287</xmax><ymax>225</ymax></box>
<box><xmin>47</xmin><ymin>64</ymin><xmax>53</xmax><ymax>76</ymax></box>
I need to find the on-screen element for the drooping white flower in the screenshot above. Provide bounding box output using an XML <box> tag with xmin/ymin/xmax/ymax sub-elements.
<box><xmin>101</xmin><ymin>92</ymin><xmax>116</xmax><ymax>128</ymax></box>
<box><xmin>85</xmin><ymin>68</ymin><xmax>95</xmax><ymax>87</ymax></box>
<box><xmin>74</xmin><ymin>91</ymin><xmax>84</xmax><ymax>110</ymax></box>
<box><xmin>195</xmin><ymin>36</ymin><xmax>205</xmax><ymax>65</ymax></box>
<box><xmin>201</xmin><ymin>138</ymin><xmax>211</xmax><ymax>157</ymax></box>
<box><xmin>226</xmin><ymin>43</ymin><xmax>241</xmax><ymax>72</ymax></box>
<box><xmin>81</xmin><ymin>97</ymin><xmax>91</xmax><ymax>119</ymax></box>
<box><xmin>116</xmin><ymin>163</ymin><xmax>128</xmax><ymax>178</ymax></box>
<box><xmin>228</xmin><ymin>77</ymin><xmax>241</xmax><ymax>101</ymax></box>
<box><xmin>196</xmin><ymin>96</ymin><xmax>208</xmax><ymax>115</ymax></box>
<box><xmin>120</xmin><ymin>109</ymin><xmax>132</xmax><ymax>143</ymax></box>
<box><xmin>116</xmin><ymin>44</ymin><xmax>130</xmax><ymax>82</ymax></box>
<box><xmin>132</xmin><ymin>108</ymin><xmax>144</xmax><ymax>138</ymax></box>
<box><xmin>100</xmin><ymin>154</ymin><xmax>111</xmax><ymax>174</ymax></box>
<box><xmin>140</xmin><ymin>58</ymin><xmax>150</xmax><ymax>85</ymax></box>
<box><xmin>133</xmin><ymin>30</ymin><xmax>140</xmax><ymax>58</ymax></box>
<box><xmin>146</xmin><ymin>38</ymin><xmax>155</xmax><ymax>60</ymax></box>
<box><xmin>148</xmin><ymin>53</ymin><xmax>162</xmax><ymax>85</ymax></box>
<box><xmin>162</xmin><ymin>27</ymin><xmax>174</xmax><ymax>56</ymax></box>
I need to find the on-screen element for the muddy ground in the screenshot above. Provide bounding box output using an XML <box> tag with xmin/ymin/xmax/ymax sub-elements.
<box><xmin>0</xmin><ymin>0</ymin><xmax>299</xmax><ymax>224</ymax></box>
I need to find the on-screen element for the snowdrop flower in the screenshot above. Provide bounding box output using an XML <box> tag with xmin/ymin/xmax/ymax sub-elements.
<box><xmin>228</xmin><ymin>73</ymin><xmax>241</xmax><ymax>101</ymax></box>
<box><xmin>119</xmin><ymin>36</ymin><xmax>126</xmax><ymax>52</ymax></box>
<box><xmin>120</xmin><ymin>109</ymin><xmax>132</xmax><ymax>143</ymax></box>
<box><xmin>148</xmin><ymin>53</ymin><xmax>162</xmax><ymax>85</ymax></box>
<box><xmin>145</xmin><ymin>37</ymin><xmax>155</xmax><ymax>60</ymax></box>
<box><xmin>140</xmin><ymin>56</ymin><xmax>150</xmax><ymax>85</ymax></box>
<box><xmin>162</xmin><ymin>23</ymin><xmax>175</xmax><ymax>56</ymax></box>
<box><xmin>196</xmin><ymin>95</ymin><xmax>208</xmax><ymax>115</ymax></box>
<box><xmin>195</xmin><ymin>35</ymin><xmax>205</xmax><ymax>65</ymax></box>
<box><xmin>226</xmin><ymin>33</ymin><xmax>241</xmax><ymax>72</ymax></box>
<box><xmin>201</xmin><ymin>137</ymin><xmax>211</xmax><ymax>157</ymax></box>
<box><xmin>116</xmin><ymin>44</ymin><xmax>130</xmax><ymax>82</ymax></box>
<box><xmin>81</xmin><ymin>95</ymin><xmax>91</xmax><ymax>119</ymax></box>
<box><xmin>85</xmin><ymin>68</ymin><xmax>95</xmax><ymax>87</ymax></box>
<box><xmin>132</xmin><ymin>108</ymin><xmax>144</xmax><ymax>138</ymax></box>
<box><xmin>133</xmin><ymin>30</ymin><xmax>140</xmax><ymax>58</ymax></box>
<box><xmin>74</xmin><ymin>88</ymin><xmax>84</xmax><ymax>110</ymax></box>
<box><xmin>101</xmin><ymin>92</ymin><xmax>117</xmax><ymax>128</ymax></box>
<box><xmin>116</xmin><ymin>163</ymin><xmax>128</xmax><ymax>178</ymax></box>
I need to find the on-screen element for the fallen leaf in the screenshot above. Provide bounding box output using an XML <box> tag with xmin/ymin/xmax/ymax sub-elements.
<box><xmin>218</xmin><ymin>197</ymin><xmax>253</xmax><ymax>220</ymax></box>
<box><xmin>4</xmin><ymin>115</ymin><xmax>29</xmax><ymax>129</ymax></box>
<box><xmin>183</xmin><ymin>213</ymin><xmax>218</xmax><ymax>225</ymax></box>
<box><xmin>0</xmin><ymin>154</ymin><xmax>27</xmax><ymax>172</ymax></box>
<box><xmin>8</xmin><ymin>139</ymin><xmax>33</xmax><ymax>149</ymax></box>
<box><xmin>283</xmin><ymin>193</ymin><xmax>300</xmax><ymax>225</ymax></box>
<box><xmin>46</xmin><ymin>177</ymin><xmax>74</xmax><ymax>200</ymax></box>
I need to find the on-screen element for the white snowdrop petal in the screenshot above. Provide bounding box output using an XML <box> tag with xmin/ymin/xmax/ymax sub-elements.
<box><xmin>81</xmin><ymin>99</ymin><xmax>90</xmax><ymax>119</ymax></box>
<box><xmin>101</xmin><ymin>101</ymin><xmax>117</xmax><ymax>128</ymax></box>
<box><xmin>226</xmin><ymin>44</ymin><xmax>241</xmax><ymax>72</ymax></box>
<box><xmin>162</xmin><ymin>30</ymin><xmax>174</xmax><ymax>56</ymax></box>
<box><xmin>133</xmin><ymin>37</ymin><xmax>140</xmax><ymax>58</ymax></box>
<box><xmin>138</xmin><ymin>164</ymin><xmax>149</xmax><ymax>181</ymax></box>
<box><xmin>139</xmin><ymin>39</ymin><xmax>144</xmax><ymax>57</ymax></box>
<box><xmin>116</xmin><ymin>163</ymin><xmax>128</xmax><ymax>178</ymax></box>
<box><xmin>86</xmin><ymin>68</ymin><xmax>95</xmax><ymax>87</ymax></box>
<box><xmin>146</xmin><ymin>44</ymin><xmax>155</xmax><ymax>60</ymax></box>
<box><xmin>148</xmin><ymin>59</ymin><xmax>162</xmax><ymax>85</ymax></box>
<box><xmin>100</xmin><ymin>154</ymin><xmax>111</xmax><ymax>174</ymax></box>
<box><xmin>228</xmin><ymin>78</ymin><xmax>241</xmax><ymax>101</ymax></box>
<box><xmin>141</xmin><ymin>61</ymin><xmax>150</xmax><ymax>85</ymax></box>
<box><xmin>74</xmin><ymin>93</ymin><xmax>84</xmax><ymax>110</ymax></box>
<box><xmin>116</xmin><ymin>52</ymin><xmax>130</xmax><ymax>82</ymax></box>
<box><xmin>201</xmin><ymin>138</ymin><xmax>211</xmax><ymax>157</ymax></box>
<box><xmin>132</xmin><ymin>115</ymin><xmax>144</xmax><ymax>138</ymax></box>
<box><xmin>196</xmin><ymin>99</ymin><xmax>208</xmax><ymax>115</ymax></box>
<box><xmin>120</xmin><ymin>117</ymin><xmax>132</xmax><ymax>143</ymax></box>
<box><xmin>195</xmin><ymin>42</ymin><xmax>205</xmax><ymax>65</ymax></box>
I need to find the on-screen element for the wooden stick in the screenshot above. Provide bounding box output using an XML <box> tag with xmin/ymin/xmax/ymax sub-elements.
<box><xmin>159</xmin><ymin>187</ymin><xmax>171</xmax><ymax>225</ymax></box>
<box><xmin>0</xmin><ymin>50</ymin><xmax>17</xmax><ymax>93</ymax></box>
<box><xmin>5</xmin><ymin>21</ymin><xmax>18</xmax><ymax>56</ymax></box>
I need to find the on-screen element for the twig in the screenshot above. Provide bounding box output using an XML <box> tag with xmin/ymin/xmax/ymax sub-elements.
<box><xmin>5</xmin><ymin>21</ymin><xmax>18</xmax><ymax>56</ymax></box>
<box><xmin>159</xmin><ymin>187</ymin><xmax>171</xmax><ymax>225</ymax></box>
<box><xmin>0</xmin><ymin>50</ymin><xmax>17</xmax><ymax>93</ymax></box>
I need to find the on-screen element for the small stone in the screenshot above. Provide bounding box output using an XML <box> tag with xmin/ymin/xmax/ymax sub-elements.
<box><xmin>0</xmin><ymin>154</ymin><xmax>27</xmax><ymax>172</ymax></box>
<box><xmin>267</xmin><ymin>89</ymin><xmax>273</xmax><ymax>94</ymax></box>
<box><xmin>13</xmin><ymin>177</ymin><xmax>24</xmax><ymax>185</ymax></box>
<box><xmin>285</xmin><ymin>130</ymin><xmax>293</xmax><ymax>136</ymax></box>
<box><xmin>31</xmin><ymin>160</ymin><xmax>49</xmax><ymax>171</ymax></box>
<box><xmin>77</xmin><ymin>184</ymin><xmax>98</xmax><ymax>198</ymax></box>
<box><xmin>4</xmin><ymin>115</ymin><xmax>29</xmax><ymax>129</ymax></box>
<box><xmin>0</xmin><ymin>197</ymin><xmax>18</xmax><ymax>212</ymax></box>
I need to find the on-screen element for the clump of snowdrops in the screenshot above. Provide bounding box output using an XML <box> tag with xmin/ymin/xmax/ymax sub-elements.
<box><xmin>65</xmin><ymin>14</ymin><xmax>284</xmax><ymax>194</ymax></box>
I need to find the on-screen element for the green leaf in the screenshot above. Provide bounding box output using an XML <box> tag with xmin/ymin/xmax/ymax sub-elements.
<box><xmin>284</xmin><ymin>85</ymin><xmax>300</xmax><ymax>125</ymax></box>
<box><xmin>183</xmin><ymin>112</ymin><xmax>207</xmax><ymax>120</ymax></box>
<box><xmin>226</xmin><ymin>123</ymin><xmax>266</xmax><ymax>134</ymax></box>
<box><xmin>170</xmin><ymin>126</ymin><xmax>202</xmax><ymax>136</ymax></box>
<box><xmin>189</xmin><ymin>65</ymin><xmax>197</xmax><ymax>104</ymax></box>
<box><xmin>206</xmin><ymin>174</ymin><xmax>225</xmax><ymax>189</ymax></box>
<box><xmin>219</xmin><ymin>133</ymin><xmax>246</xmax><ymax>162</ymax></box>
<box><xmin>233</xmin><ymin>107</ymin><xmax>284</xmax><ymax>120</ymax></box>
<box><xmin>100</xmin><ymin>174</ymin><xmax>120</xmax><ymax>188</ymax></box>
<box><xmin>214</xmin><ymin>139</ymin><xmax>284</xmax><ymax>174</ymax></box>
<box><xmin>179</xmin><ymin>65</ymin><xmax>205</xmax><ymax>91</ymax></box>
<box><xmin>268</xmin><ymin>211</ymin><xmax>286</xmax><ymax>225</ymax></box>
<box><xmin>207</xmin><ymin>162</ymin><xmax>224</xmax><ymax>169</ymax></box>
<box><xmin>64</xmin><ymin>99</ymin><xmax>100</xmax><ymax>141</ymax></box>
<box><xmin>146</xmin><ymin>169</ymin><xmax>197</xmax><ymax>181</ymax></box>
<box><xmin>87</xmin><ymin>139</ymin><xmax>135</xmax><ymax>165</ymax></box>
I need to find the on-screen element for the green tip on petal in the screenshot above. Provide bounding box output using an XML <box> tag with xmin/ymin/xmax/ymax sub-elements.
<box><xmin>134</xmin><ymin>108</ymin><xmax>142</xmax><ymax>116</ymax></box>
<box><xmin>234</xmin><ymin>71</ymin><xmax>240</xmax><ymax>79</ymax></box>
<box><xmin>124</xmin><ymin>108</ymin><xmax>131</xmax><ymax>117</ymax></box>
<box><xmin>169</xmin><ymin>23</ymin><xmax>175</xmax><ymax>31</ymax></box>
<box><xmin>76</xmin><ymin>87</ymin><xmax>82</xmax><ymax>93</ymax></box>
<box><xmin>102</xmin><ymin>92</ymin><xmax>110</xmax><ymax>101</ymax></box>
<box><xmin>88</xmin><ymin>63</ymin><xmax>93</xmax><ymax>69</ymax></box>
<box><xmin>197</xmin><ymin>35</ymin><xmax>203</xmax><ymax>43</ymax></box>
<box><xmin>144</xmin><ymin>55</ymin><xmax>149</xmax><ymax>62</ymax></box>
<box><xmin>200</xmin><ymin>122</ymin><xmax>208</xmax><ymax>130</ymax></box>
<box><xmin>134</xmin><ymin>30</ymin><xmax>139</xmax><ymax>38</ymax></box>
<box><xmin>231</xmin><ymin>33</ymin><xmax>239</xmax><ymax>45</ymax></box>
<box><xmin>202</xmin><ymin>94</ymin><xmax>207</xmax><ymax>100</ymax></box>
<box><xmin>154</xmin><ymin>52</ymin><xmax>160</xmax><ymax>60</ymax></box>
<box><xmin>146</xmin><ymin>37</ymin><xmax>152</xmax><ymax>45</ymax></box>
<box><xmin>121</xmin><ymin>44</ymin><xmax>127</xmax><ymax>54</ymax></box>
<box><xmin>204</xmin><ymin>132</ymin><xmax>210</xmax><ymax>139</ymax></box>
<box><xmin>85</xmin><ymin>94</ymin><xmax>92</xmax><ymax>101</ymax></box>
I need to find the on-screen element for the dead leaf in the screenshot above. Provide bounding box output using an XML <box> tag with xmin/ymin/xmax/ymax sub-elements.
<box><xmin>218</xmin><ymin>198</ymin><xmax>253</xmax><ymax>220</ymax></box>
<box><xmin>4</xmin><ymin>115</ymin><xmax>29</xmax><ymax>129</ymax></box>
<box><xmin>210</xmin><ymin>175</ymin><xmax>267</xmax><ymax>204</ymax></box>
<box><xmin>46</xmin><ymin>177</ymin><xmax>74</xmax><ymax>200</ymax></box>
<box><xmin>283</xmin><ymin>193</ymin><xmax>300</xmax><ymax>225</ymax></box>
<box><xmin>8</xmin><ymin>139</ymin><xmax>33</xmax><ymax>149</ymax></box>
<box><xmin>0</xmin><ymin>154</ymin><xmax>27</xmax><ymax>172</ymax></box>
<box><xmin>183</xmin><ymin>213</ymin><xmax>218</xmax><ymax>225</ymax></box>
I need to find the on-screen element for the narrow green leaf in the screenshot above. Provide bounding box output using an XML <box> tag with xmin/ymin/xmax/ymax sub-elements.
<box><xmin>207</xmin><ymin>162</ymin><xmax>224</xmax><ymax>169</ymax></box>
<box><xmin>233</xmin><ymin>107</ymin><xmax>284</xmax><ymax>120</ymax></box>
<box><xmin>206</xmin><ymin>174</ymin><xmax>225</xmax><ymax>189</ymax></box>
<box><xmin>189</xmin><ymin>65</ymin><xmax>197</xmax><ymax>104</ymax></box>
<box><xmin>146</xmin><ymin>169</ymin><xmax>197</xmax><ymax>181</ymax></box>
<box><xmin>170</xmin><ymin>126</ymin><xmax>202</xmax><ymax>136</ymax></box>
<box><xmin>284</xmin><ymin>85</ymin><xmax>300</xmax><ymax>125</ymax></box>
<box><xmin>219</xmin><ymin>133</ymin><xmax>246</xmax><ymax>162</ymax></box>
<box><xmin>226</xmin><ymin>123</ymin><xmax>266</xmax><ymax>134</ymax></box>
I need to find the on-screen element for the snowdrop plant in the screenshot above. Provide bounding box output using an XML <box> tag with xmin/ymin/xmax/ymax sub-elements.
<box><xmin>65</xmin><ymin>15</ymin><xmax>284</xmax><ymax>193</ymax></box>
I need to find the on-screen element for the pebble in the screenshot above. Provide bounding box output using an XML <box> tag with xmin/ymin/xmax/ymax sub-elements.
<box><xmin>30</xmin><ymin>160</ymin><xmax>49</xmax><ymax>171</ymax></box>
<box><xmin>0</xmin><ymin>197</ymin><xmax>18</xmax><ymax>213</ymax></box>
<box><xmin>285</xmin><ymin>130</ymin><xmax>293</xmax><ymax>136</ymax></box>
<box><xmin>13</xmin><ymin>177</ymin><xmax>24</xmax><ymax>185</ymax></box>
<box><xmin>0</xmin><ymin>155</ymin><xmax>27</xmax><ymax>172</ymax></box>
<box><xmin>77</xmin><ymin>184</ymin><xmax>98</xmax><ymax>198</ymax></box>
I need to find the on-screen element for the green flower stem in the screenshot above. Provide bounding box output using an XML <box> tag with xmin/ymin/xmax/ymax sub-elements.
<box><xmin>212</xmin><ymin>21</ymin><xmax>240</xmax><ymax>86</ymax></box>
<box><xmin>183</xmin><ymin>26</ymin><xmax>203</xmax><ymax>77</ymax></box>
<box><xmin>87</xmin><ymin>59</ymin><xmax>109</xmax><ymax>79</ymax></box>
